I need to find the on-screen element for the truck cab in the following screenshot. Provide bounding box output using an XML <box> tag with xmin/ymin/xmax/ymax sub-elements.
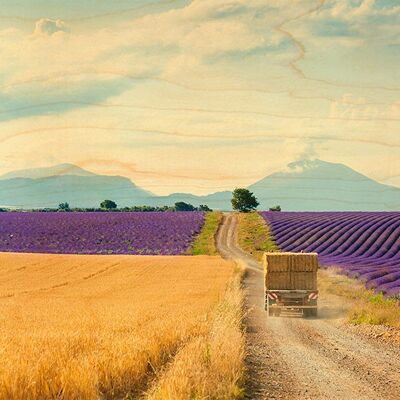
<box><xmin>264</xmin><ymin>252</ymin><xmax>319</xmax><ymax>318</ymax></box>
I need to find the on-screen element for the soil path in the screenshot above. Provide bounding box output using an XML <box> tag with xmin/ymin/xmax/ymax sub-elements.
<box><xmin>216</xmin><ymin>213</ymin><xmax>400</xmax><ymax>400</ymax></box>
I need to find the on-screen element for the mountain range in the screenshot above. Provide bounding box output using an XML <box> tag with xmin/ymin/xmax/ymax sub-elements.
<box><xmin>0</xmin><ymin>160</ymin><xmax>399</xmax><ymax>211</ymax></box>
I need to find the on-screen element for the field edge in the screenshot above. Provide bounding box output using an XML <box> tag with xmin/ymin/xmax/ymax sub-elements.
<box><xmin>145</xmin><ymin>263</ymin><xmax>246</xmax><ymax>399</ymax></box>
<box><xmin>237</xmin><ymin>212</ymin><xmax>278</xmax><ymax>261</ymax></box>
<box><xmin>189</xmin><ymin>211</ymin><xmax>223</xmax><ymax>256</ymax></box>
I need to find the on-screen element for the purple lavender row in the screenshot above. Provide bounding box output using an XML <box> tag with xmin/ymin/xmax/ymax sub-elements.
<box><xmin>0</xmin><ymin>212</ymin><xmax>205</xmax><ymax>255</ymax></box>
<box><xmin>261</xmin><ymin>212</ymin><xmax>400</xmax><ymax>297</ymax></box>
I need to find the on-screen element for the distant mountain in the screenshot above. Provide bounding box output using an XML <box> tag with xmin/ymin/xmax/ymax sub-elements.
<box><xmin>0</xmin><ymin>163</ymin><xmax>95</xmax><ymax>180</ymax></box>
<box><xmin>0</xmin><ymin>165</ymin><xmax>153</xmax><ymax>208</ymax></box>
<box><xmin>247</xmin><ymin>159</ymin><xmax>400</xmax><ymax>211</ymax></box>
<box><xmin>0</xmin><ymin>160</ymin><xmax>398</xmax><ymax>210</ymax></box>
<box><xmin>155</xmin><ymin>159</ymin><xmax>400</xmax><ymax>211</ymax></box>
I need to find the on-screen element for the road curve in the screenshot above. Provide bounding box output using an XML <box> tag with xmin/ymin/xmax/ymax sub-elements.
<box><xmin>216</xmin><ymin>213</ymin><xmax>400</xmax><ymax>400</ymax></box>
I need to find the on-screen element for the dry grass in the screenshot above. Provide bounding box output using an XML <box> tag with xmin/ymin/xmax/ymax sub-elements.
<box><xmin>237</xmin><ymin>212</ymin><xmax>278</xmax><ymax>261</ymax></box>
<box><xmin>319</xmin><ymin>268</ymin><xmax>400</xmax><ymax>328</ymax></box>
<box><xmin>348</xmin><ymin>294</ymin><xmax>400</xmax><ymax>327</ymax></box>
<box><xmin>190</xmin><ymin>212</ymin><xmax>223</xmax><ymax>255</ymax></box>
<box><xmin>0</xmin><ymin>252</ymin><xmax>236</xmax><ymax>399</ymax></box>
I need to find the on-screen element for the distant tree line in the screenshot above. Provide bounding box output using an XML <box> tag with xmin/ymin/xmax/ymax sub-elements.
<box><xmin>0</xmin><ymin>192</ymin><xmax>282</xmax><ymax>212</ymax></box>
<box><xmin>49</xmin><ymin>201</ymin><xmax>212</xmax><ymax>212</ymax></box>
<box><xmin>53</xmin><ymin>201</ymin><xmax>213</xmax><ymax>212</ymax></box>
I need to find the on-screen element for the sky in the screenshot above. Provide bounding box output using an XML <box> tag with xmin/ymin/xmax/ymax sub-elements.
<box><xmin>0</xmin><ymin>0</ymin><xmax>399</xmax><ymax>195</ymax></box>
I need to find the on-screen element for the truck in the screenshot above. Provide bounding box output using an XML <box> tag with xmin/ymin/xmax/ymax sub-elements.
<box><xmin>264</xmin><ymin>252</ymin><xmax>319</xmax><ymax>318</ymax></box>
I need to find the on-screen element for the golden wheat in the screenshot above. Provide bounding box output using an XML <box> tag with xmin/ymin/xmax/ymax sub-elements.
<box><xmin>0</xmin><ymin>252</ymin><xmax>235</xmax><ymax>399</ymax></box>
<box><xmin>146</xmin><ymin>267</ymin><xmax>245</xmax><ymax>399</ymax></box>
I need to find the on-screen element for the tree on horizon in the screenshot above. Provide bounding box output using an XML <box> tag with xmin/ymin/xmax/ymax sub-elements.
<box><xmin>231</xmin><ymin>188</ymin><xmax>259</xmax><ymax>212</ymax></box>
<box><xmin>100</xmin><ymin>200</ymin><xmax>117</xmax><ymax>210</ymax></box>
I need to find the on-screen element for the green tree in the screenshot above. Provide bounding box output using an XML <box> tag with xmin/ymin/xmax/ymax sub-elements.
<box><xmin>58</xmin><ymin>202</ymin><xmax>70</xmax><ymax>211</ymax></box>
<box><xmin>174</xmin><ymin>201</ymin><xmax>196</xmax><ymax>211</ymax></box>
<box><xmin>198</xmin><ymin>204</ymin><xmax>212</xmax><ymax>212</ymax></box>
<box><xmin>269</xmin><ymin>205</ymin><xmax>281</xmax><ymax>212</ymax></box>
<box><xmin>231</xmin><ymin>188</ymin><xmax>259</xmax><ymax>212</ymax></box>
<box><xmin>100</xmin><ymin>199</ymin><xmax>117</xmax><ymax>210</ymax></box>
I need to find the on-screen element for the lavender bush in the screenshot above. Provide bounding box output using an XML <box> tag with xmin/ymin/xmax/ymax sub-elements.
<box><xmin>261</xmin><ymin>212</ymin><xmax>400</xmax><ymax>296</ymax></box>
<box><xmin>0</xmin><ymin>212</ymin><xmax>205</xmax><ymax>255</ymax></box>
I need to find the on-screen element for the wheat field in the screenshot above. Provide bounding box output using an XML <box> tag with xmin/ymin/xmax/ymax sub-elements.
<box><xmin>0</xmin><ymin>252</ymin><xmax>242</xmax><ymax>399</ymax></box>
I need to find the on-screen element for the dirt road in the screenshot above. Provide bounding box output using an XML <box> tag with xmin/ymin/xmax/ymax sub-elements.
<box><xmin>216</xmin><ymin>213</ymin><xmax>400</xmax><ymax>400</ymax></box>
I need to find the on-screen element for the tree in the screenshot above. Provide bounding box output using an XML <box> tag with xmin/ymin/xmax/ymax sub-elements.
<box><xmin>198</xmin><ymin>204</ymin><xmax>212</xmax><ymax>212</ymax></box>
<box><xmin>269</xmin><ymin>205</ymin><xmax>281</xmax><ymax>212</ymax></box>
<box><xmin>174</xmin><ymin>201</ymin><xmax>196</xmax><ymax>211</ymax></box>
<box><xmin>58</xmin><ymin>202</ymin><xmax>70</xmax><ymax>211</ymax></box>
<box><xmin>100</xmin><ymin>199</ymin><xmax>117</xmax><ymax>210</ymax></box>
<box><xmin>231</xmin><ymin>188</ymin><xmax>259</xmax><ymax>212</ymax></box>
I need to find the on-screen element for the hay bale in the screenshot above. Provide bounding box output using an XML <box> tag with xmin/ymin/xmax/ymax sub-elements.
<box><xmin>263</xmin><ymin>252</ymin><xmax>319</xmax><ymax>290</ymax></box>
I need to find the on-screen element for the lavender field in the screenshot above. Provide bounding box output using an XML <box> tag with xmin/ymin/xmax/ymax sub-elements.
<box><xmin>0</xmin><ymin>212</ymin><xmax>205</xmax><ymax>255</ymax></box>
<box><xmin>261</xmin><ymin>212</ymin><xmax>400</xmax><ymax>296</ymax></box>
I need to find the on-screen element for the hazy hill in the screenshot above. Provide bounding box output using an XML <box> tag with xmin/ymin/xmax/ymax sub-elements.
<box><xmin>0</xmin><ymin>163</ymin><xmax>95</xmax><ymax>180</ymax></box>
<box><xmin>0</xmin><ymin>174</ymin><xmax>153</xmax><ymax>208</ymax></box>
<box><xmin>158</xmin><ymin>159</ymin><xmax>399</xmax><ymax>211</ymax></box>
<box><xmin>247</xmin><ymin>159</ymin><xmax>400</xmax><ymax>211</ymax></box>
<box><xmin>0</xmin><ymin>160</ymin><xmax>398</xmax><ymax>210</ymax></box>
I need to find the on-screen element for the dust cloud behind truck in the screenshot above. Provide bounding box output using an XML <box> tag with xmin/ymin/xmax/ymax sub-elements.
<box><xmin>264</xmin><ymin>252</ymin><xmax>319</xmax><ymax>317</ymax></box>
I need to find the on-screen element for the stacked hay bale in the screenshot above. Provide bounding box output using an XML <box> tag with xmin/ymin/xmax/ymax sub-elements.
<box><xmin>263</xmin><ymin>252</ymin><xmax>318</xmax><ymax>290</ymax></box>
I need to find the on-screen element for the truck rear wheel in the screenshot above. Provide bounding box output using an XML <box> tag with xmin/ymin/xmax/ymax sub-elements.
<box><xmin>304</xmin><ymin>308</ymin><xmax>318</xmax><ymax>318</ymax></box>
<box><xmin>310</xmin><ymin>308</ymin><xmax>318</xmax><ymax>318</ymax></box>
<box><xmin>268</xmin><ymin>308</ymin><xmax>275</xmax><ymax>317</ymax></box>
<box><xmin>268</xmin><ymin>308</ymin><xmax>281</xmax><ymax>317</ymax></box>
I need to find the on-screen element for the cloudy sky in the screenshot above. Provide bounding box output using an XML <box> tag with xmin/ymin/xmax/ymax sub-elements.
<box><xmin>0</xmin><ymin>0</ymin><xmax>399</xmax><ymax>195</ymax></box>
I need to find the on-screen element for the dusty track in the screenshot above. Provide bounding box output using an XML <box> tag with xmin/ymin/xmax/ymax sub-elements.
<box><xmin>216</xmin><ymin>213</ymin><xmax>400</xmax><ymax>400</ymax></box>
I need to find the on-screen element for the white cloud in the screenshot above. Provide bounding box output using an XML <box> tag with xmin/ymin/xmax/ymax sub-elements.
<box><xmin>180</xmin><ymin>20</ymin><xmax>266</xmax><ymax>55</ymax></box>
<box><xmin>0</xmin><ymin>0</ymin><xmax>285</xmax><ymax>103</ymax></box>
<box><xmin>324</xmin><ymin>0</ymin><xmax>399</xmax><ymax>20</ymax></box>
<box><xmin>330</xmin><ymin>94</ymin><xmax>400</xmax><ymax>120</ymax></box>
<box><xmin>33</xmin><ymin>18</ymin><xmax>68</xmax><ymax>36</ymax></box>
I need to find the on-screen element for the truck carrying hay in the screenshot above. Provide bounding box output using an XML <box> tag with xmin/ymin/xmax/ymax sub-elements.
<box><xmin>264</xmin><ymin>252</ymin><xmax>319</xmax><ymax>317</ymax></box>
